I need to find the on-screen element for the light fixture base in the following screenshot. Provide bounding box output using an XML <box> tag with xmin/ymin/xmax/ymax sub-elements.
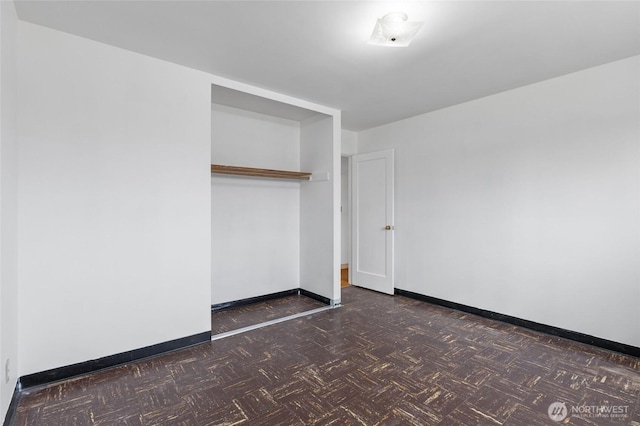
<box><xmin>368</xmin><ymin>12</ymin><xmax>423</xmax><ymax>47</ymax></box>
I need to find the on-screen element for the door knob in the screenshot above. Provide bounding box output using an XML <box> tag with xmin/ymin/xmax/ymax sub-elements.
<box><xmin>385</xmin><ymin>225</ymin><xmax>393</xmax><ymax>230</ymax></box>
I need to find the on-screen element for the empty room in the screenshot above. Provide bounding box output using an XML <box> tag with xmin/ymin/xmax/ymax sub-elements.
<box><xmin>1</xmin><ymin>1</ymin><xmax>639</xmax><ymax>425</ymax></box>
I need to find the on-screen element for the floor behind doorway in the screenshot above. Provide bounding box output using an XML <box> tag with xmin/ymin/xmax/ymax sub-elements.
<box><xmin>341</xmin><ymin>265</ymin><xmax>349</xmax><ymax>288</ymax></box>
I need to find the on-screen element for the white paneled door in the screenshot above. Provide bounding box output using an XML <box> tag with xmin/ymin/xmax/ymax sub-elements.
<box><xmin>351</xmin><ymin>149</ymin><xmax>395</xmax><ymax>295</ymax></box>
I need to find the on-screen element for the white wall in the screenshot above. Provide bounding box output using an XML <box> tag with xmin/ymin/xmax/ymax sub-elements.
<box><xmin>17</xmin><ymin>22</ymin><xmax>212</xmax><ymax>375</ymax></box>
<box><xmin>211</xmin><ymin>105</ymin><xmax>300</xmax><ymax>304</ymax></box>
<box><xmin>358</xmin><ymin>56</ymin><xmax>640</xmax><ymax>347</ymax></box>
<box><xmin>300</xmin><ymin>114</ymin><xmax>340</xmax><ymax>303</ymax></box>
<box><xmin>341</xmin><ymin>129</ymin><xmax>357</xmax><ymax>156</ymax></box>
<box><xmin>0</xmin><ymin>0</ymin><xmax>19</xmax><ymax>418</ymax></box>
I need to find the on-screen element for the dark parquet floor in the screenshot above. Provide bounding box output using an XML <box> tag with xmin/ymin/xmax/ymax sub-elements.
<box><xmin>212</xmin><ymin>294</ymin><xmax>326</xmax><ymax>335</ymax></box>
<box><xmin>12</xmin><ymin>286</ymin><xmax>640</xmax><ymax>425</ymax></box>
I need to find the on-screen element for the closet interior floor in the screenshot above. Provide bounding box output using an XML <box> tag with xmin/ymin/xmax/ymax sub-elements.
<box><xmin>211</xmin><ymin>294</ymin><xmax>326</xmax><ymax>335</ymax></box>
<box><xmin>11</xmin><ymin>286</ymin><xmax>640</xmax><ymax>425</ymax></box>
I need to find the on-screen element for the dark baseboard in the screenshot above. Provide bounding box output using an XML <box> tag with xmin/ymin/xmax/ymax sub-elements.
<box><xmin>211</xmin><ymin>289</ymin><xmax>299</xmax><ymax>312</ymax></box>
<box><xmin>299</xmin><ymin>289</ymin><xmax>331</xmax><ymax>305</ymax></box>
<box><xmin>395</xmin><ymin>288</ymin><xmax>640</xmax><ymax>358</ymax></box>
<box><xmin>3</xmin><ymin>382</ymin><xmax>21</xmax><ymax>426</ymax></box>
<box><xmin>19</xmin><ymin>331</ymin><xmax>211</xmax><ymax>390</ymax></box>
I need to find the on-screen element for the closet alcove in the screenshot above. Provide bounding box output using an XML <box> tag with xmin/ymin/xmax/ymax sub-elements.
<box><xmin>210</xmin><ymin>83</ymin><xmax>341</xmax><ymax>332</ymax></box>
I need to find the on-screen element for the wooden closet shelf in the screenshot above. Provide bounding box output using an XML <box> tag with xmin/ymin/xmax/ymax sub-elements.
<box><xmin>211</xmin><ymin>164</ymin><xmax>312</xmax><ymax>180</ymax></box>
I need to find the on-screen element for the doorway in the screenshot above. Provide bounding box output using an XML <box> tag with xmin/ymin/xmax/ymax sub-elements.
<box><xmin>341</xmin><ymin>156</ymin><xmax>351</xmax><ymax>287</ymax></box>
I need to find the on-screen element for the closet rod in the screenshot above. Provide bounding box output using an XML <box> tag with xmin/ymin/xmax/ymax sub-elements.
<box><xmin>211</xmin><ymin>164</ymin><xmax>312</xmax><ymax>180</ymax></box>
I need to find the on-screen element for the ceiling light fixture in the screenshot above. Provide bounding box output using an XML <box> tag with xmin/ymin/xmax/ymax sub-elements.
<box><xmin>368</xmin><ymin>12</ymin><xmax>423</xmax><ymax>47</ymax></box>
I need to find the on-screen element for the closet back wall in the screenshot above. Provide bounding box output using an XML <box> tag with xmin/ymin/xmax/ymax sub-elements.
<box><xmin>211</xmin><ymin>105</ymin><xmax>301</xmax><ymax>304</ymax></box>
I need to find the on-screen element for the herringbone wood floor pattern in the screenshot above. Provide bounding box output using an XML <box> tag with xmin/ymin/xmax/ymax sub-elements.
<box><xmin>12</xmin><ymin>287</ymin><xmax>640</xmax><ymax>425</ymax></box>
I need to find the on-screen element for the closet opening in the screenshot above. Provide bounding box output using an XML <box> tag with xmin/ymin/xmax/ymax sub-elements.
<box><xmin>210</xmin><ymin>83</ymin><xmax>341</xmax><ymax>338</ymax></box>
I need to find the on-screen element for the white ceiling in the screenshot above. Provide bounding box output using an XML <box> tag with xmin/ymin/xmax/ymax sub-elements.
<box><xmin>14</xmin><ymin>1</ymin><xmax>640</xmax><ymax>131</ymax></box>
